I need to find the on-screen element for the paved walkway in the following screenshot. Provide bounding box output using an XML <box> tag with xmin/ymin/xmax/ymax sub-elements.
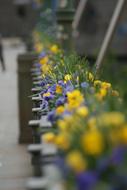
<box><xmin>0</xmin><ymin>39</ymin><xmax>32</xmax><ymax>190</ymax></box>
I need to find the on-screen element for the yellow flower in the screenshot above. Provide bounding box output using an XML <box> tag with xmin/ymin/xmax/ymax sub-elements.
<box><xmin>94</xmin><ymin>80</ymin><xmax>102</xmax><ymax>87</ymax></box>
<box><xmin>56</xmin><ymin>85</ymin><xmax>63</xmax><ymax>94</ymax></box>
<box><xmin>50</xmin><ymin>44</ymin><xmax>59</xmax><ymax>53</ymax></box>
<box><xmin>86</xmin><ymin>72</ymin><xmax>94</xmax><ymax>82</ymax></box>
<box><xmin>43</xmin><ymin>92</ymin><xmax>51</xmax><ymax>97</ymax></box>
<box><xmin>87</xmin><ymin>117</ymin><xmax>97</xmax><ymax>130</ymax></box>
<box><xmin>76</xmin><ymin>106</ymin><xmax>89</xmax><ymax>117</ymax></box>
<box><xmin>42</xmin><ymin>132</ymin><xmax>56</xmax><ymax>143</ymax></box>
<box><xmin>57</xmin><ymin>120</ymin><xmax>67</xmax><ymax>131</ymax></box>
<box><xmin>120</xmin><ymin>126</ymin><xmax>127</xmax><ymax>144</ymax></box>
<box><xmin>56</xmin><ymin>106</ymin><xmax>65</xmax><ymax>115</ymax></box>
<box><xmin>35</xmin><ymin>43</ymin><xmax>43</xmax><ymax>53</ymax></box>
<box><xmin>98</xmin><ymin>112</ymin><xmax>125</xmax><ymax>127</ymax></box>
<box><xmin>100</xmin><ymin>88</ymin><xmax>107</xmax><ymax>97</ymax></box>
<box><xmin>57</xmin><ymin>116</ymin><xmax>74</xmax><ymax>131</ymax></box>
<box><xmin>101</xmin><ymin>82</ymin><xmax>111</xmax><ymax>89</ymax></box>
<box><xmin>112</xmin><ymin>90</ymin><xmax>119</xmax><ymax>97</ymax></box>
<box><xmin>55</xmin><ymin>133</ymin><xmax>70</xmax><ymax>150</ymax></box>
<box><xmin>67</xmin><ymin>90</ymin><xmax>84</xmax><ymax>110</ymax></box>
<box><xmin>95</xmin><ymin>88</ymin><xmax>107</xmax><ymax>100</ymax></box>
<box><xmin>110</xmin><ymin>129</ymin><xmax>121</xmax><ymax>145</ymax></box>
<box><xmin>64</xmin><ymin>74</ymin><xmax>72</xmax><ymax>81</ymax></box>
<box><xmin>67</xmin><ymin>101</ymin><xmax>81</xmax><ymax>110</ymax></box>
<box><xmin>40</xmin><ymin>56</ymin><xmax>49</xmax><ymax>65</ymax></box>
<box><xmin>81</xmin><ymin>130</ymin><xmax>104</xmax><ymax>155</ymax></box>
<box><xmin>41</xmin><ymin>64</ymin><xmax>52</xmax><ymax>74</ymax></box>
<box><xmin>66</xmin><ymin>151</ymin><xmax>87</xmax><ymax>173</ymax></box>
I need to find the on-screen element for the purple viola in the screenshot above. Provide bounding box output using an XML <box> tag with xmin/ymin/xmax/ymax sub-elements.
<box><xmin>39</xmin><ymin>51</ymin><xmax>47</xmax><ymax>59</ymax></box>
<box><xmin>76</xmin><ymin>171</ymin><xmax>98</xmax><ymax>190</ymax></box>
<box><xmin>55</xmin><ymin>96</ymin><xmax>66</xmax><ymax>107</ymax></box>
<box><xmin>47</xmin><ymin>110</ymin><xmax>56</xmax><ymax>123</ymax></box>
<box><xmin>81</xmin><ymin>82</ymin><xmax>89</xmax><ymax>89</ymax></box>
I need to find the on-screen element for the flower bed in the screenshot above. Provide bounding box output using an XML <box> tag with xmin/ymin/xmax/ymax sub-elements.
<box><xmin>30</xmin><ymin>32</ymin><xmax>127</xmax><ymax>190</ymax></box>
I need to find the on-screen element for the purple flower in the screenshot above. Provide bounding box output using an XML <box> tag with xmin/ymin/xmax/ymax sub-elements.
<box><xmin>54</xmin><ymin>156</ymin><xmax>70</xmax><ymax>178</ymax></box>
<box><xmin>44</xmin><ymin>94</ymin><xmax>54</xmax><ymax>101</ymax></box>
<box><xmin>64</xmin><ymin>83</ymin><xmax>74</xmax><ymax>94</ymax></box>
<box><xmin>40</xmin><ymin>100</ymin><xmax>48</xmax><ymax>109</ymax></box>
<box><xmin>76</xmin><ymin>171</ymin><xmax>98</xmax><ymax>190</ymax></box>
<box><xmin>62</xmin><ymin>110</ymin><xmax>72</xmax><ymax>117</ymax></box>
<box><xmin>40</xmin><ymin>89</ymin><xmax>47</xmax><ymax>95</ymax></box>
<box><xmin>34</xmin><ymin>63</ymin><xmax>41</xmax><ymax>68</ymax></box>
<box><xmin>39</xmin><ymin>51</ymin><xmax>47</xmax><ymax>59</ymax></box>
<box><xmin>111</xmin><ymin>147</ymin><xmax>125</xmax><ymax>165</ymax></box>
<box><xmin>47</xmin><ymin>110</ymin><xmax>56</xmax><ymax>123</ymax></box>
<box><xmin>81</xmin><ymin>82</ymin><xmax>89</xmax><ymax>89</ymax></box>
<box><xmin>48</xmin><ymin>84</ymin><xmax>56</xmax><ymax>93</ymax></box>
<box><xmin>58</xmin><ymin>80</ymin><xmax>65</xmax><ymax>87</ymax></box>
<box><xmin>39</xmin><ymin>81</ymin><xmax>46</xmax><ymax>87</ymax></box>
<box><xmin>55</xmin><ymin>97</ymin><xmax>66</xmax><ymax>106</ymax></box>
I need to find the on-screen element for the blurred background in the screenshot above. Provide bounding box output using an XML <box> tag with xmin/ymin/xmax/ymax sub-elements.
<box><xmin>0</xmin><ymin>0</ymin><xmax>127</xmax><ymax>54</ymax></box>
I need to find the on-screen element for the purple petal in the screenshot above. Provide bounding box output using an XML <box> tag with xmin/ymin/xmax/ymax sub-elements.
<box><xmin>76</xmin><ymin>171</ymin><xmax>98</xmax><ymax>190</ymax></box>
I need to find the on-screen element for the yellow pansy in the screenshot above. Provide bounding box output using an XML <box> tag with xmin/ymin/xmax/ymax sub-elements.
<box><xmin>40</xmin><ymin>56</ymin><xmax>49</xmax><ymax>65</ymax></box>
<box><xmin>76</xmin><ymin>106</ymin><xmax>89</xmax><ymax>117</ymax></box>
<box><xmin>55</xmin><ymin>133</ymin><xmax>70</xmax><ymax>150</ymax></box>
<box><xmin>57</xmin><ymin>116</ymin><xmax>74</xmax><ymax>131</ymax></box>
<box><xmin>56</xmin><ymin>85</ymin><xmax>63</xmax><ymax>94</ymax></box>
<box><xmin>100</xmin><ymin>88</ymin><xmax>107</xmax><ymax>97</ymax></box>
<box><xmin>64</xmin><ymin>74</ymin><xmax>72</xmax><ymax>81</ymax></box>
<box><xmin>67</xmin><ymin>90</ymin><xmax>84</xmax><ymax>110</ymax></box>
<box><xmin>120</xmin><ymin>126</ymin><xmax>127</xmax><ymax>144</ymax></box>
<box><xmin>56</xmin><ymin>106</ymin><xmax>65</xmax><ymax>115</ymax></box>
<box><xmin>94</xmin><ymin>80</ymin><xmax>102</xmax><ymax>87</ymax></box>
<box><xmin>41</xmin><ymin>64</ymin><xmax>52</xmax><ymax>74</ymax></box>
<box><xmin>98</xmin><ymin>112</ymin><xmax>125</xmax><ymax>127</ymax></box>
<box><xmin>95</xmin><ymin>88</ymin><xmax>107</xmax><ymax>100</ymax></box>
<box><xmin>81</xmin><ymin>130</ymin><xmax>104</xmax><ymax>155</ymax></box>
<box><xmin>43</xmin><ymin>92</ymin><xmax>51</xmax><ymax>97</ymax></box>
<box><xmin>66</xmin><ymin>151</ymin><xmax>87</xmax><ymax>173</ymax></box>
<box><xmin>110</xmin><ymin>129</ymin><xmax>121</xmax><ymax>145</ymax></box>
<box><xmin>86</xmin><ymin>72</ymin><xmax>94</xmax><ymax>82</ymax></box>
<box><xmin>42</xmin><ymin>132</ymin><xmax>56</xmax><ymax>143</ymax></box>
<box><xmin>67</xmin><ymin>90</ymin><xmax>84</xmax><ymax>103</ymax></box>
<box><xmin>101</xmin><ymin>82</ymin><xmax>111</xmax><ymax>89</ymax></box>
<box><xmin>67</xmin><ymin>101</ymin><xmax>81</xmax><ymax>110</ymax></box>
<box><xmin>87</xmin><ymin>117</ymin><xmax>97</xmax><ymax>130</ymax></box>
<box><xmin>50</xmin><ymin>44</ymin><xmax>59</xmax><ymax>53</ymax></box>
<box><xmin>57</xmin><ymin>120</ymin><xmax>68</xmax><ymax>131</ymax></box>
<box><xmin>35</xmin><ymin>43</ymin><xmax>43</xmax><ymax>53</ymax></box>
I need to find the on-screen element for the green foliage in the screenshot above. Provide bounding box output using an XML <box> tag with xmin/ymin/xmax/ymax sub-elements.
<box><xmin>99</xmin><ymin>53</ymin><xmax>127</xmax><ymax>113</ymax></box>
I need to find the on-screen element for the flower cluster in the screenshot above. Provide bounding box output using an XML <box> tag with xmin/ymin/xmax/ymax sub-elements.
<box><xmin>32</xmin><ymin>42</ymin><xmax>127</xmax><ymax>190</ymax></box>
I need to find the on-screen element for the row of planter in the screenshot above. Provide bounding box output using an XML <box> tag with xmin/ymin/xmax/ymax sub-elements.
<box><xmin>26</xmin><ymin>41</ymin><xmax>127</xmax><ymax>190</ymax></box>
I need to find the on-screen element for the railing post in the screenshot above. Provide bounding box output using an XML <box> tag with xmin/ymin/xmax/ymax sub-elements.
<box><xmin>56</xmin><ymin>0</ymin><xmax>75</xmax><ymax>51</ymax></box>
<box><xmin>18</xmin><ymin>53</ymin><xmax>37</xmax><ymax>143</ymax></box>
